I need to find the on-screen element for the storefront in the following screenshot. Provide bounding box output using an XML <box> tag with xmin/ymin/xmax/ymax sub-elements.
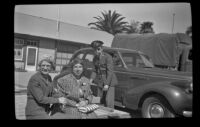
<box><xmin>14</xmin><ymin>37</ymin><xmax>39</xmax><ymax>71</ymax></box>
<box><xmin>14</xmin><ymin>35</ymin><xmax>88</xmax><ymax>72</ymax></box>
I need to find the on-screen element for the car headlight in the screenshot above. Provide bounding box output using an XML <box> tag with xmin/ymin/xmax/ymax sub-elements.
<box><xmin>190</xmin><ymin>82</ymin><xmax>193</xmax><ymax>92</ymax></box>
<box><xmin>185</xmin><ymin>82</ymin><xmax>193</xmax><ymax>94</ymax></box>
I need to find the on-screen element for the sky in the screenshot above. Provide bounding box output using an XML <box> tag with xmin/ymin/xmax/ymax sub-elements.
<box><xmin>15</xmin><ymin>3</ymin><xmax>192</xmax><ymax>34</ymax></box>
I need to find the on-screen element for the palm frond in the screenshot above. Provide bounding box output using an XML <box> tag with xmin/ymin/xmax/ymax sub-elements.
<box><xmin>90</xmin><ymin>27</ymin><xmax>102</xmax><ymax>31</ymax></box>
<box><xmin>88</xmin><ymin>10</ymin><xmax>130</xmax><ymax>35</ymax></box>
<box><xmin>113</xmin><ymin>16</ymin><xmax>126</xmax><ymax>24</ymax></box>
<box><xmin>93</xmin><ymin>16</ymin><xmax>104</xmax><ymax>22</ymax></box>
<box><xmin>88</xmin><ymin>22</ymin><xmax>96</xmax><ymax>26</ymax></box>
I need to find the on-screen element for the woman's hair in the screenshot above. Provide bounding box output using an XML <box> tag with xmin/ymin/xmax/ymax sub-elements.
<box><xmin>38</xmin><ymin>58</ymin><xmax>55</xmax><ymax>70</ymax></box>
<box><xmin>70</xmin><ymin>58</ymin><xmax>86</xmax><ymax>75</ymax></box>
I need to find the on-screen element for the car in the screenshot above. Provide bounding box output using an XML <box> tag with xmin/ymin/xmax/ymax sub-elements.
<box><xmin>67</xmin><ymin>47</ymin><xmax>192</xmax><ymax>118</ymax></box>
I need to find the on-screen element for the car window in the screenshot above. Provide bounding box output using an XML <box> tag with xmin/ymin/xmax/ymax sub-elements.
<box><xmin>77</xmin><ymin>53</ymin><xmax>84</xmax><ymax>59</ymax></box>
<box><xmin>71</xmin><ymin>52</ymin><xmax>84</xmax><ymax>62</ymax></box>
<box><xmin>83</xmin><ymin>53</ymin><xmax>95</xmax><ymax>69</ymax></box>
<box><xmin>140</xmin><ymin>54</ymin><xmax>154</xmax><ymax>67</ymax></box>
<box><xmin>121</xmin><ymin>52</ymin><xmax>149</xmax><ymax>68</ymax></box>
<box><xmin>85</xmin><ymin>54</ymin><xmax>94</xmax><ymax>62</ymax></box>
<box><xmin>122</xmin><ymin>53</ymin><xmax>138</xmax><ymax>67</ymax></box>
<box><xmin>105</xmin><ymin>51</ymin><xmax>123</xmax><ymax>68</ymax></box>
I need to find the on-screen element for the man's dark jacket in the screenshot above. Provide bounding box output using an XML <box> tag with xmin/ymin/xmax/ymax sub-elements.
<box><xmin>90</xmin><ymin>52</ymin><xmax>118</xmax><ymax>87</ymax></box>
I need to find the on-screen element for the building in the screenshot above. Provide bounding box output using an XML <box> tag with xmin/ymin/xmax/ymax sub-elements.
<box><xmin>14</xmin><ymin>12</ymin><xmax>114</xmax><ymax>72</ymax></box>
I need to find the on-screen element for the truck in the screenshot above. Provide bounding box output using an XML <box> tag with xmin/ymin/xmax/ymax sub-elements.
<box><xmin>111</xmin><ymin>33</ymin><xmax>192</xmax><ymax>72</ymax></box>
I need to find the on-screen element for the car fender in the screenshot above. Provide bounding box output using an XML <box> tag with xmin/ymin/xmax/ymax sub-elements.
<box><xmin>123</xmin><ymin>81</ymin><xmax>192</xmax><ymax>113</ymax></box>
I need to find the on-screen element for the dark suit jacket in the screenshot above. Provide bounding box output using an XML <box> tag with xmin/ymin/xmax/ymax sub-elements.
<box><xmin>25</xmin><ymin>72</ymin><xmax>59</xmax><ymax>117</ymax></box>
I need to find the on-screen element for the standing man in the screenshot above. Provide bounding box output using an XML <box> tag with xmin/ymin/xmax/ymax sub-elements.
<box><xmin>90</xmin><ymin>40</ymin><xmax>118</xmax><ymax>108</ymax></box>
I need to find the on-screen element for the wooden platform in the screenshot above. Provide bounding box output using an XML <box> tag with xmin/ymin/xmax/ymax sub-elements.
<box><xmin>95</xmin><ymin>107</ymin><xmax>131</xmax><ymax>118</ymax></box>
<box><xmin>87</xmin><ymin>96</ymin><xmax>131</xmax><ymax>118</ymax></box>
<box><xmin>15</xmin><ymin>94</ymin><xmax>131</xmax><ymax>119</ymax></box>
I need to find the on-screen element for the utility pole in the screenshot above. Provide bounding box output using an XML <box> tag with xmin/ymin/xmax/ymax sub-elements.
<box><xmin>172</xmin><ymin>13</ymin><xmax>175</xmax><ymax>33</ymax></box>
<box><xmin>57</xmin><ymin>5</ymin><xmax>60</xmax><ymax>39</ymax></box>
<box><xmin>55</xmin><ymin>5</ymin><xmax>60</xmax><ymax>71</ymax></box>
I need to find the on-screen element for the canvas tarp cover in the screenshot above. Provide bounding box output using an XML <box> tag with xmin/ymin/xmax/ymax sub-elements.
<box><xmin>111</xmin><ymin>33</ymin><xmax>191</xmax><ymax>67</ymax></box>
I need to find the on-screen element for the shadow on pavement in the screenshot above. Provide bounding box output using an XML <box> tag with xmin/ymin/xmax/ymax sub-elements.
<box><xmin>114</xmin><ymin>106</ymin><xmax>142</xmax><ymax>118</ymax></box>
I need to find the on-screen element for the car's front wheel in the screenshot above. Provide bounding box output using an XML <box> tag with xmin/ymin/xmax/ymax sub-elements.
<box><xmin>142</xmin><ymin>95</ymin><xmax>176</xmax><ymax>118</ymax></box>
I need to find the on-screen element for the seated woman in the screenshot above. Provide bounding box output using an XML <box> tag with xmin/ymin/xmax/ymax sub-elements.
<box><xmin>54</xmin><ymin>58</ymin><xmax>98</xmax><ymax>119</ymax></box>
<box><xmin>25</xmin><ymin>56</ymin><xmax>73</xmax><ymax>119</ymax></box>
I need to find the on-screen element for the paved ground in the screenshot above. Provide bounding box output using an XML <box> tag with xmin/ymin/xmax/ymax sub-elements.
<box><xmin>15</xmin><ymin>94</ymin><xmax>27</xmax><ymax>120</ymax></box>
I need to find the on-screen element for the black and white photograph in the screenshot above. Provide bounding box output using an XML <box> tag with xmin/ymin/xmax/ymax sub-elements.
<box><xmin>14</xmin><ymin>3</ymin><xmax>192</xmax><ymax>119</ymax></box>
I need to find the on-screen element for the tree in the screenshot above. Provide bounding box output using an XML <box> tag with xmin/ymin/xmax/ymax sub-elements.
<box><xmin>88</xmin><ymin>10</ymin><xmax>129</xmax><ymax>35</ymax></box>
<box><xmin>139</xmin><ymin>21</ymin><xmax>155</xmax><ymax>34</ymax></box>
<box><xmin>186</xmin><ymin>26</ymin><xmax>192</xmax><ymax>38</ymax></box>
<box><xmin>125</xmin><ymin>20</ymin><xmax>140</xmax><ymax>34</ymax></box>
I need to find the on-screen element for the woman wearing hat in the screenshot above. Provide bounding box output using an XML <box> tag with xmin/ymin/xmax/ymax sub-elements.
<box><xmin>90</xmin><ymin>40</ymin><xmax>118</xmax><ymax>109</ymax></box>
<box><xmin>25</xmin><ymin>57</ymin><xmax>71</xmax><ymax>119</ymax></box>
<box><xmin>54</xmin><ymin>58</ymin><xmax>97</xmax><ymax>119</ymax></box>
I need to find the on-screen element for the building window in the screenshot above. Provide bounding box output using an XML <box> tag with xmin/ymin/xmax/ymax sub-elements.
<box><xmin>15</xmin><ymin>48</ymin><xmax>23</xmax><ymax>60</ymax></box>
<box><xmin>55</xmin><ymin>52</ymin><xmax>73</xmax><ymax>71</ymax></box>
<box><xmin>15</xmin><ymin>38</ymin><xmax>38</xmax><ymax>47</ymax></box>
<box><xmin>14</xmin><ymin>46</ymin><xmax>23</xmax><ymax>60</ymax></box>
<box><xmin>25</xmin><ymin>39</ymin><xmax>38</xmax><ymax>47</ymax></box>
<box><xmin>55</xmin><ymin>42</ymin><xmax>80</xmax><ymax>72</ymax></box>
<box><xmin>15</xmin><ymin>38</ymin><xmax>24</xmax><ymax>61</ymax></box>
<box><xmin>15</xmin><ymin>38</ymin><xmax>24</xmax><ymax>45</ymax></box>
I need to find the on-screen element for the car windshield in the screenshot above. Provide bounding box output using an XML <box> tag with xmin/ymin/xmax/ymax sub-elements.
<box><xmin>121</xmin><ymin>52</ymin><xmax>154</xmax><ymax>68</ymax></box>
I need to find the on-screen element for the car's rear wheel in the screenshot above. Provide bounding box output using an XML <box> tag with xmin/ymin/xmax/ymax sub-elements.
<box><xmin>142</xmin><ymin>95</ymin><xmax>175</xmax><ymax>118</ymax></box>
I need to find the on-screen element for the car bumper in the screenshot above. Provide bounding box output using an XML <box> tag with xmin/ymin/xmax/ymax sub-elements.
<box><xmin>183</xmin><ymin>111</ymin><xmax>192</xmax><ymax>117</ymax></box>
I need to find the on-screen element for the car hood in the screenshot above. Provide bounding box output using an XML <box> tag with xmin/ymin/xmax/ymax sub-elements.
<box><xmin>126</xmin><ymin>67</ymin><xmax>192</xmax><ymax>81</ymax></box>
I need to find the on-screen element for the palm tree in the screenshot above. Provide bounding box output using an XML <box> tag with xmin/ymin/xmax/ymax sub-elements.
<box><xmin>88</xmin><ymin>10</ymin><xmax>129</xmax><ymax>35</ymax></box>
<box><xmin>126</xmin><ymin>20</ymin><xmax>140</xmax><ymax>34</ymax></box>
<box><xmin>140</xmin><ymin>21</ymin><xmax>155</xmax><ymax>34</ymax></box>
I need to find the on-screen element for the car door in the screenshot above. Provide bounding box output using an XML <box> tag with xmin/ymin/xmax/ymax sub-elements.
<box><xmin>104</xmin><ymin>50</ymin><xmax>131</xmax><ymax>102</ymax></box>
<box><xmin>114</xmin><ymin>51</ymin><xmax>153</xmax><ymax>106</ymax></box>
